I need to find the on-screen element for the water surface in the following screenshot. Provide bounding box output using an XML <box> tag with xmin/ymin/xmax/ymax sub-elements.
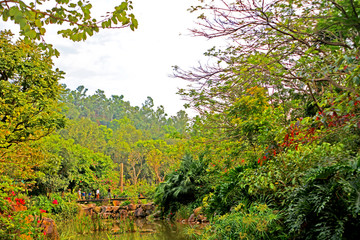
<box><xmin>58</xmin><ymin>218</ymin><xmax>193</xmax><ymax>240</ymax></box>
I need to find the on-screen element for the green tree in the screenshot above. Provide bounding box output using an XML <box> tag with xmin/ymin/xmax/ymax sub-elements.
<box><xmin>126</xmin><ymin>150</ymin><xmax>144</xmax><ymax>186</ymax></box>
<box><xmin>164</xmin><ymin>1</ymin><xmax>360</xmax><ymax>239</ymax></box>
<box><xmin>35</xmin><ymin>134</ymin><xmax>115</xmax><ymax>194</ymax></box>
<box><xmin>59</xmin><ymin>118</ymin><xmax>108</xmax><ymax>152</ymax></box>
<box><xmin>0</xmin><ymin>31</ymin><xmax>65</xmax><ymax>148</ymax></box>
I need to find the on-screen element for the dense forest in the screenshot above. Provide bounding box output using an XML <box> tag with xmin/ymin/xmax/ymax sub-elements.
<box><xmin>2</xmin><ymin>0</ymin><xmax>360</xmax><ymax>239</ymax></box>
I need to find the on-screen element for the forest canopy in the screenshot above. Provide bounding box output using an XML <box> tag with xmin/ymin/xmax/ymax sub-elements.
<box><xmin>1</xmin><ymin>0</ymin><xmax>360</xmax><ymax>239</ymax></box>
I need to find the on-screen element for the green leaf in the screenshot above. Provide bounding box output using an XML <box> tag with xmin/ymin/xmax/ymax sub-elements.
<box><xmin>354</xmin><ymin>76</ymin><xmax>360</xmax><ymax>85</ymax></box>
<box><xmin>35</xmin><ymin>19</ymin><xmax>42</xmax><ymax>27</ymax></box>
<box><xmin>9</xmin><ymin>6</ymin><xmax>18</xmax><ymax>16</ymax></box>
<box><xmin>112</xmin><ymin>16</ymin><xmax>118</xmax><ymax>24</ymax></box>
<box><xmin>28</xmin><ymin>30</ymin><xmax>37</xmax><ymax>39</ymax></box>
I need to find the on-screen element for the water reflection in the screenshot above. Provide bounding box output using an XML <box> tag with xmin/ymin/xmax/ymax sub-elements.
<box><xmin>58</xmin><ymin>218</ymin><xmax>192</xmax><ymax>240</ymax></box>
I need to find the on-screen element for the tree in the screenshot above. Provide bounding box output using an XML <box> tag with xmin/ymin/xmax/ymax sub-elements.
<box><xmin>0</xmin><ymin>0</ymin><xmax>138</xmax><ymax>46</ymax></box>
<box><xmin>106</xmin><ymin>117</ymin><xmax>143</xmax><ymax>165</ymax></box>
<box><xmin>58</xmin><ymin>118</ymin><xmax>108</xmax><ymax>152</ymax></box>
<box><xmin>0</xmin><ymin>141</ymin><xmax>47</xmax><ymax>181</ymax></box>
<box><xmin>126</xmin><ymin>150</ymin><xmax>144</xmax><ymax>186</ymax></box>
<box><xmin>155</xmin><ymin>154</ymin><xmax>209</xmax><ymax>215</ymax></box>
<box><xmin>165</xmin><ymin>1</ymin><xmax>360</xmax><ymax>238</ymax></box>
<box><xmin>136</xmin><ymin>139</ymin><xmax>172</xmax><ymax>184</ymax></box>
<box><xmin>0</xmin><ymin>31</ymin><xmax>65</xmax><ymax>148</ymax></box>
<box><xmin>35</xmin><ymin>134</ymin><xmax>115</xmax><ymax>194</ymax></box>
<box><xmin>177</xmin><ymin>0</ymin><xmax>360</xmax><ymax>117</ymax></box>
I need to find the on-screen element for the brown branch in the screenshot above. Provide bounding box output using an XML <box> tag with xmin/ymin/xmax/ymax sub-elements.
<box><xmin>313</xmin><ymin>77</ymin><xmax>357</xmax><ymax>94</ymax></box>
<box><xmin>306</xmin><ymin>82</ymin><xmax>322</xmax><ymax>112</ymax></box>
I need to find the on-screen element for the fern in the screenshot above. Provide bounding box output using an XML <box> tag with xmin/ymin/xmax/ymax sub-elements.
<box><xmin>286</xmin><ymin>159</ymin><xmax>360</xmax><ymax>239</ymax></box>
<box><xmin>154</xmin><ymin>153</ymin><xmax>209</xmax><ymax>215</ymax></box>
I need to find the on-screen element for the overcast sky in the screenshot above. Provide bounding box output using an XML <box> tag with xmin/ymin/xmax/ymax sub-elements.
<box><xmin>35</xmin><ymin>0</ymin><xmax>220</xmax><ymax>117</ymax></box>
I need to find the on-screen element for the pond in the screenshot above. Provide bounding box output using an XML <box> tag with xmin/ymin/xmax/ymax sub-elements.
<box><xmin>58</xmin><ymin>218</ymin><xmax>200</xmax><ymax>240</ymax></box>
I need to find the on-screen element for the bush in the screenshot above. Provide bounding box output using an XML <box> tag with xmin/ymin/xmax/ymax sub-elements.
<box><xmin>286</xmin><ymin>158</ymin><xmax>360</xmax><ymax>239</ymax></box>
<box><xmin>154</xmin><ymin>154</ymin><xmax>209</xmax><ymax>215</ymax></box>
<box><xmin>30</xmin><ymin>192</ymin><xmax>78</xmax><ymax>220</ymax></box>
<box><xmin>0</xmin><ymin>178</ymin><xmax>45</xmax><ymax>239</ymax></box>
<box><xmin>194</xmin><ymin>201</ymin><xmax>285</xmax><ymax>240</ymax></box>
<box><xmin>202</xmin><ymin>165</ymin><xmax>251</xmax><ymax>216</ymax></box>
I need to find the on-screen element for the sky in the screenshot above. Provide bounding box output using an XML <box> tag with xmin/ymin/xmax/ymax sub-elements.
<box><xmin>38</xmin><ymin>0</ymin><xmax>220</xmax><ymax>117</ymax></box>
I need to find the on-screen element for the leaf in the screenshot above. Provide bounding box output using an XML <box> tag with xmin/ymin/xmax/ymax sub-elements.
<box><xmin>353</xmin><ymin>76</ymin><xmax>360</xmax><ymax>85</ymax></box>
<box><xmin>28</xmin><ymin>30</ymin><xmax>37</xmax><ymax>39</ymax></box>
<box><xmin>9</xmin><ymin>6</ymin><xmax>18</xmax><ymax>16</ymax></box>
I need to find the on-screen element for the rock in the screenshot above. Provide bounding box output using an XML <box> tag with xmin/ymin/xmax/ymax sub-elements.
<box><xmin>78</xmin><ymin>204</ymin><xmax>93</xmax><ymax>214</ymax></box>
<box><xmin>128</xmin><ymin>203</ymin><xmax>136</xmax><ymax>210</ymax></box>
<box><xmin>93</xmin><ymin>206</ymin><xmax>101</xmax><ymax>213</ymax></box>
<box><xmin>143</xmin><ymin>203</ymin><xmax>155</xmax><ymax>211</ymax></box>
<box><xmin>112</xmin><ymin>206</ymin><xmax>120</xmax><ymax>213</ymax></box>
<box><xmin>135</xmin><ymin>207</ymin><xmax>146</xmax><ymax>218</ymax></box>
<box><xmin>197</xmin><ymin>214</ymin><xmax>207</xmax><ymax>223</ymax></box>
<box><xmin>151</xmin><ymin>210</ymin><xmax>161</xmax><ymax>218</ymax></box>
<box><xmin>82</xmin><ymin>207</ymin><xmax>93</xmax><ymax>216</ymax></box>
<box><xmin>40</xmin><ymin>218</ymin><xmax>59</xmax><ymax>240</ymax></box>
<box><xmin>78</xmin><ymin>204</ymin><xmax>93</xmax><ymax>216</ymax></box>
<box><xmin>104</xmin><ymin>206</ymin><xmax>113</xmax><ymax>212</ymax></box>
<box><xmin>188</xmin><ymin>213</ymin><xmax>195</xmax><ymax>223</ymax></box>
<box><xmin>100</xmin><ymin>206</ymin><xmax>106</xmax><ymax>214</ymax></box>
<box><xmin>145</xmin><ymin>209</ymin><xmax>153</xmax><ymax>216</ymax></box>
<box><xmin>140</xmin><ymin>229</ymin><xmax>156</xmax><ymax>233</ymax></box>
<box><xmin>193</xmin><ymin>207</ymin><xmax>202</xmax><ymax>217</ymax></box>
<box><xmin>119</xmin><ymin>209</ymin><xmax>128</xmax><ymax>218</ymax></box>
<box><xmin>87</xmin><ymin>203</ymin><xmax>96</xmax><ymax>208</ymax></box>
<box><xmin>120</xmin><ymin>205</ymin><xmax>128</xmax><ymax>210</ymax></box>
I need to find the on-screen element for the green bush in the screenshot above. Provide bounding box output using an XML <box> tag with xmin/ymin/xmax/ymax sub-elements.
<box><xmin>194</xmin><ymin>201</ymin><xmax>285</xmax><ymax>240</ymax></box>
<box><xmin>286</xmin><ymin>158</ymin><xmax>360</xmax><ymax>239</ymax></box>
<box><xmin>154</xmin><ymin>154</ymin><xmax>210</xmax><ymax>215</ymax></box>
<box><xmin>30</xmin><ymin>192</ymin><xmax>78</xmax><ymax>220</ymax></box>
<box><xmin>202</xmin><ymin>165</ymin><xmax>251</xmax><ymax>216</ymax></box>
<box><xmin>175</xmin><ymin>204</ymin><xmax>194</xmax><ymax>220</ymax></box>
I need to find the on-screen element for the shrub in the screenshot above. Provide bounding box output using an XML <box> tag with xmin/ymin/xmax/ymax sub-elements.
<box><xmin>286</xmin><ymin>158</ymin><xmax>360</xmax><ymax>239</ymax></box>
<box><xmin>202</xmin><ymin>165</ymin><xmax>251</xmax><ymax>216</ymax></box>
<box><xmin>30</xmin><ymin>192</ymin><xmax>78</xmax><ymax>220</ymax></box>
<box><xmin>194</xmin><ymin>201</ymin><xmax>285</xmax><ymax>240</ymax></box>
<box><xmin>0</xmin><ymin>178</ymin><xmax>45</xmax><ymax>239</ymax></box>
<box><xmin>154</xmin><ymin>154</ymin><xmax>209</xmax><ymax>215</ymax></box>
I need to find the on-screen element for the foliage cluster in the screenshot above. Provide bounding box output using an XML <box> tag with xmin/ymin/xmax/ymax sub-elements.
<box><xmin>3</xmin><ymin>0</ymin><xmax>360</xmax><ymax>239</ymax></box>
<box><xmin>0</xmin><ymin>178</ymin><xmax>47</xmax><ymax>239</ymax></box>
<box><xmin>155</xmin><ymin>154</ymin><xmax>210</xmax><ymax>215</ymax></box>
<box><xmin>0</xmin><ymin>3</ymin><xmax>189</xmax><ymax>235</ymax></box>
<box><xmin>155</xmin><ymin>0</ymin><xmax>360</xmax><ymax>239</ymax></box>
<box><xmin>195</xmin><ymin>202</ymin><xmax>284</xmax><ymax>240</ymax></box>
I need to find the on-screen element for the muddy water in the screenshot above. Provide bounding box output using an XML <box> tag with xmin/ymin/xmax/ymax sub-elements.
<box><xmin>58</xmin><ymin>218</ymin><xmax>195</xmax><ymax>240</ymax></box>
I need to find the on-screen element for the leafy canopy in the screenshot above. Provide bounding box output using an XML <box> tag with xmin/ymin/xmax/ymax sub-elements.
<box><xmin>0</xmin><ymin>31</ymin><xmax>65</xmax><ymax>148</ymax></box>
